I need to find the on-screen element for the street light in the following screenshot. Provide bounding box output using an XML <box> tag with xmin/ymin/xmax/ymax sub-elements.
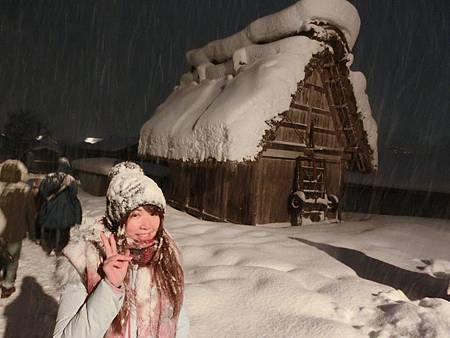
<box><xmin>84</xmin><ymin>137</ymin><xmax>103</xmax><ymax>144</ymax></box>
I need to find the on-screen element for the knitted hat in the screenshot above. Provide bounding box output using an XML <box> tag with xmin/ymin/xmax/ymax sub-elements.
<box><xmin>107</xmin><ymin>161</ymin><xmax>144</xmax><ymax>181</ymax></box>
<box><xmin>105</xmin><ymin>173</ymin><xmax>166</xmax><ymax>230</ymax></box>
<box><xmin>0</xmin><ymin>159</ymin><xmax>28</xmax><ymax>183</ymax></box>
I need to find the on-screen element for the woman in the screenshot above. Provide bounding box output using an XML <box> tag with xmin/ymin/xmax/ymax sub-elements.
<box><xmin>0</xmin><ymin>159</ymin><xmax>36</xmax><ymax>298</ymax></box>
<box><xmin>38</xmin><ymin>157</ymin><xmax>82</xmax><ymax>254</ymax></box>
<box><xmin>53</xmin><ymin>171</ymin><xmax>189</xmax><ymax>337</ymax></box>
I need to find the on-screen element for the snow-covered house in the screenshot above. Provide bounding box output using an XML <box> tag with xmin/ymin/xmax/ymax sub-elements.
<box><xmin>139</xmin><ymin>0</ymin><xmax>378</xmax><ymax>225</ymax></box>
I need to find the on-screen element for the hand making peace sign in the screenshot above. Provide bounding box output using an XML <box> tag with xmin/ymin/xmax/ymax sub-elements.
<box><xmin>100</xmin><ymin>232</ymin><xmax>132</xmax><ymax>288</ymax></box>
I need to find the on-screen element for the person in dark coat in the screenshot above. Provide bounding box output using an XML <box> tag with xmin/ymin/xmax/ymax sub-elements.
<box><xmin>0</xmin><ymin>159</ymin><xmax>36</xmax><ymax>298</ymax></box>
<box><xmin>38</xmin><ymin>157</ymin><xmax>82</xmax><ymax>255</ymax></box>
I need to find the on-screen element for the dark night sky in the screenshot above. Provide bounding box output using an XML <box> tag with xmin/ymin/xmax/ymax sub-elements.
<box><xmin>0</xmin><ymin>0</ymin><xmax>449</xmax><ymax>189</ymax></box>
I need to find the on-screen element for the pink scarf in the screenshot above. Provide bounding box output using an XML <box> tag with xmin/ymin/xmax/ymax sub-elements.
<box><xmin>85</xmin><ymin>243</ymin><xmax>178</xmax><ymax>338</ymax></box>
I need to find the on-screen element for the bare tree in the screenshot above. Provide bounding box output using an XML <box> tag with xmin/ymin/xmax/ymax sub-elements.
<box><xmin>2</xmin><ymin>111</ymin><xmax>49</xmax><ymax>160</ymax></box>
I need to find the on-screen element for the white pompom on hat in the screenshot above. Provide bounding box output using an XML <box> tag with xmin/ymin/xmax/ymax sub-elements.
<box><xmin>105</xmin><ymin>172</ymin><xmax>166</xmax><ymax>230</ymax></box>
<box><xmin>107</xmin><ymin>161</ymin><xmax>144</xmax><ymax>181</ymax></box>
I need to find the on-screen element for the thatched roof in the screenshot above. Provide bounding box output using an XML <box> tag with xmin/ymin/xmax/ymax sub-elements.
<box><xmin>139</xmin><ymin>0</ymin><xmax>377</xmax><ymax>167</ymax></box>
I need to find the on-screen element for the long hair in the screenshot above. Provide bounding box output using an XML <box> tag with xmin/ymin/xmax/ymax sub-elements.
<box><xmin>117</xmin><ymin>205</ymin><xmax>184</xmax><ymax>318</ymax></box>
<box><xmin>143</xmin><ymin>205</ymin><xmax>184</xmax><ymax>317</ymax></box>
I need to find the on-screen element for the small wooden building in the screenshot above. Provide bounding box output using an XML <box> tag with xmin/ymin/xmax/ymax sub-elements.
<box><xmin>139</xmin><ymin>0</ymin><xmax>377</xmax><ymax>225</ymax></box>
<box><xmin>27</xmin><ymin>135</ymin><xmax>63</xmax><ymax>174</ymax></box>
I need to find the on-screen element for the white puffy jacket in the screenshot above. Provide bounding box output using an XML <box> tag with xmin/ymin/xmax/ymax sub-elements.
<box><xmin>53</xmin><ymin>222</ymin><xmax>190</xmax><ymax>338</ymax></box>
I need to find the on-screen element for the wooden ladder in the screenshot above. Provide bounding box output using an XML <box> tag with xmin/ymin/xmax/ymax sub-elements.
<box><xmin>294</xmin><ymin>156</ymin><xmax>328</xmax><ymax>222</ymax></box>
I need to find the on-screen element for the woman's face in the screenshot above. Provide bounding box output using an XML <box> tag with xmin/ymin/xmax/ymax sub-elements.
<box><xmin>125</xmin><ymin>206</ymin><xmax>160</xmax><ymax>246</ymax></box>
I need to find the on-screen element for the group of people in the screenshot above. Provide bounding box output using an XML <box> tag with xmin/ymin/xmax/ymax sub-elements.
<box><xmin>0</xmin><ymin>157</ymin><xmax>81</xmax><ymax>298</ymax></box>
<box><xmin>0</xmin><ymin>158</ymin><xmax>189</xmax><ymax>337</ymax></box>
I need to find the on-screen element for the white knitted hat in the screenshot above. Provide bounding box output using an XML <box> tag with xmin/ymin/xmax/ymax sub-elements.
<box><xmin>105</xmin><ymin>173</ymin><xmax>166</xmax><ymax>229</ymax></box>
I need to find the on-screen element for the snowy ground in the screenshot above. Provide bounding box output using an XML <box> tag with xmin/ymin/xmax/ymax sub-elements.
<box><xmin>0</xmin><ymin>190</ymin><xmax>449</xmax><ymax>337</ymax></box>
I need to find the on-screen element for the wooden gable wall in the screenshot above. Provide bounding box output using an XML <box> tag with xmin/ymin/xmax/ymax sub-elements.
<box><xmin>254</xmin><ymin>52</ymin><xmax>349</xmax><ymax>224</ymax></box>
<box><xmin>160</xmin><ymin>48</ymin><xmax>373</xmax><ymax>225</ymax></box>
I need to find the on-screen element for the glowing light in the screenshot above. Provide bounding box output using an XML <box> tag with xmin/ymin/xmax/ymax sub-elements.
<box><xmin>84</xmin><ymin>137</ymin><xmax>103</xmax><ymax>144</ymax></box>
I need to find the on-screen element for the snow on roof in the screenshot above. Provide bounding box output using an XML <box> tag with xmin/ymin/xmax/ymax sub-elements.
<box><xmin>139</xmin><ymin>0</ymin><xmax>375</xmax><ymax>163</ymax></box>
<box><xmin>140</xmin><ymin>37</ymin><xmax>326</xmax><ymax>161</ymax></box>
<box><xmin>186</xmin><ymin>0</ymin><xmax>360</xmax><ymax>68</ymax></box>
<box><xmin>72</xmin><ymin>157</ymin><xmax>118</xmax><ymax>176</ymax></box>
<box><xmin>349</xmin><ymin>71</ymin><xmax>379</xmax><ymax>169</ymax></box>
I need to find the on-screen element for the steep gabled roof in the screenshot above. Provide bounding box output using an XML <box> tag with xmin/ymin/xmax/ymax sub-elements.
<box><xmin>139</xmin><ymin>0</ymin><xmax>377</xmax><ymax>168</ymax></box>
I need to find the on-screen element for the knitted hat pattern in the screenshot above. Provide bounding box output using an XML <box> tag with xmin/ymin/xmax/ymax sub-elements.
<box><xmin>105</xmin><ymin>172</ymin><xmax>166</xmax><ymax>230</ymax></box>
<box><xmin>107</xmin><ymin>161</ymin><xmax>144</xmax><ymax>181</ymax></box>
<box><xmin>0</xmin><ymin>159</ymin><xmax>28</xmax><ymax>183</ymax></box>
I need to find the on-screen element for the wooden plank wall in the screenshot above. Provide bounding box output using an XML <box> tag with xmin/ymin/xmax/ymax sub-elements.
<box><xmin>167</xmin><ymin>161</ymin><xmax>190</xmax><ymax>209</ymax></box>
<box><xmin>226</xmin><ymin>162</ymin><xmax>256</xmax><ymax>224</ymax></box>
<box><xmin>254</xmin><ymin>158</ymin><xmax>295</xmax><ymax>224</ymax></box>
<box><xmin>166</xmin><ymin>160</ymin><xmax>257</xmax><ymax>224</ymax></box>
<box><xmin>272</xmin><ymin>71</ymin><xmax>341</xmax><ymax>151</ymax></box>
<box><xmin>202</xmin><ymin>161</ymin><xmax>228</xmax><ymax>220</ymax></box>
<box><xmin>255</xmin><ymin>58</ymin><xmax>346</xmax><ymax>224</ymax></box>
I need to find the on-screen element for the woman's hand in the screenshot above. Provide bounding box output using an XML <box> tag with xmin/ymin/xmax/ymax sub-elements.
<box><xmin>100</xmin><ymin>232</ymin><xmax>132</xmax><ymax>288</ymax></box>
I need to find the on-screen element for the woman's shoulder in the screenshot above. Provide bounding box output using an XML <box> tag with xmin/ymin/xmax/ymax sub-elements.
<box><xmin>61</xmin><ymin>219</ymin><xmax>110</xmax><ymax>275</ymax></box>
<box><xmin>71</xmin><ymin>217</ymin><xmax>113</xmax><ymax>243</ymax></box>
<box><xmin>61</xmin><ymin>173</ymin><xmax>78</xmax><ymax>189</ymax></box>
<box><xmin>55</xmin><ymin>254</ymin><xmax>83</xmax><ymax>289</ymax></box>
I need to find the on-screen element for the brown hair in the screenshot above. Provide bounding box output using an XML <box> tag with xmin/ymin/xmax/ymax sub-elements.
<box><xmin>119</xmin><ymin>205</ymin><xmax>184</xmax><ymax>318</ymax></box>
<box><xmin>143</xmin><ymin>205</ymin><xmax>184</xmax><ymax>317</ymax></box>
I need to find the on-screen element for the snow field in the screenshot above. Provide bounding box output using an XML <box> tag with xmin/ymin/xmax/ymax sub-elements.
<box><xmin>0</xmin><ymin>191</ymin><xmax>449</xmax><ymax>337</ymax></box>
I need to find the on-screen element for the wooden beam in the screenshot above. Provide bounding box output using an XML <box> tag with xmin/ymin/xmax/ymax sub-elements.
<box><xmin>313</xmin><ymin>147</ymin><xmax>345</xmax><ymax>156</ymax></box>
<box><xmin>303</xmin><ymin>83</ymin><xmax>326</xmax><ymax>92</ymax></box>
<box><xmin>260</xmin><ymin>148</ymin><xmax>303</xmax><ymax>160</ymax></box>
<box><xmin>290</xmin><ymin>102</ymin><xmax>308</xmax><ymax>113</ymax></box>
<box><xmin>279</xmin><ymin>120</ymin><xmax>336</xmax><ymax>136</ymax></box>
<box><xmin>267</xmin><ymin>140</ymin><xmax>307</xmax><ymax>152</ymax></box>
<box><xmin>279</xmin><ymin>120</ymin><xmax>307</xmax><ymax>129</ymax></box>
<box><xmin>291</xmin><ymin>103</ymin><xmax>331</xmax><ymax>116</ymax></box>
<box><xmin>266</xmin><ymin>140</ymin><xmax>345</xmax><ymax>156</ymax></box>
<box><xmin>313</xmin><ymin>126</ymin><xmax>336</xmax><ymax>136</ymax></box>
<box><xmin>260</xmin><ymin>148</ymin><xmax>343</xmax><ymax>164</ymax></box>
<box><xmin>330</xmin><ymin>103</ymin><xmax>349</xmax><ymax>109</ymax></box>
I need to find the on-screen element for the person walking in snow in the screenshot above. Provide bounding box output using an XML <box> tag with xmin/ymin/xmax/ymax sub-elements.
<box><xmin>0</xmin><ymin>159</ymin><xmax>36</xmax><ymax>298</ymax></box>
<box><xmin>53</xmin><ymin>167</ymin><xmax>189</xmax><ymax>337</ymax></box>
<box><xmin>38</xmin><ymin>157</ymin><xmax>82</xmax><ymax>255</ymax></box>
